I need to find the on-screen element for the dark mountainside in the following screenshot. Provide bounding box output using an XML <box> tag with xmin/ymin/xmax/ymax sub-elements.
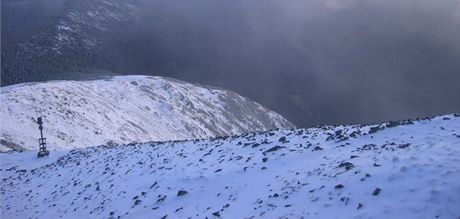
<box><xmin>2</xmin><ymin>0</ymin><xmax>460</xmax><ymax>126</ymax></box>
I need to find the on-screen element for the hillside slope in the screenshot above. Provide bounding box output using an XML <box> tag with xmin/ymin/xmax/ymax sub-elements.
<box><xmin>1</xmin><ymin>114</ymin><xmax>459</xmax><ymax>218</ymax></box>
<box><xmin>1</xmin><ymin>0</ymin><xmax>144</xmax><ymax>86</ymax></box>
<box><xmin>0</xmin><ymin>75</ymin><xmax>294</xmax><ymax>151</ymax></box>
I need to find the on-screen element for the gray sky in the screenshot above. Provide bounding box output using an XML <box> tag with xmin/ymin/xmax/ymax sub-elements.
<box><xmin>129</xmin><ymin>0</ymin><xmax>460</xmax><ymax>126</ymax></box>
<box><xmin>3</xmin><ymin>0</ymin><xmax>460</xmax><ymax>126</ymax></box>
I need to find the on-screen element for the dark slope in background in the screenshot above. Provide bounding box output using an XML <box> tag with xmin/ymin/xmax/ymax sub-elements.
<box><xmin>2</xmin><ymin>0</ymin><xmax>460</xmax><ymax>126</ymax></box>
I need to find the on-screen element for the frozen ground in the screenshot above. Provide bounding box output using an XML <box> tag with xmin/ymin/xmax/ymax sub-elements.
<box><xmin>1</xmin><ymin>114</ymin><xmax>459</xmax><ymax>219</ymax></box>
<box><xmin>0</xmin><ymin>75</ymin><xmax>293</xmax><ymax>152</ymax></box>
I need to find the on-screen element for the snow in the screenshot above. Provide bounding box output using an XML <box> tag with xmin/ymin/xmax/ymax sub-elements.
<box><xmin>1</xmin><ymin>114</ymin><xmax>459</xmax><ymax>218</ymax></box>
<box><xmin>0</xmin><ymin>75</ymin><xmax>293</xmax><ymax>152</ymax></box>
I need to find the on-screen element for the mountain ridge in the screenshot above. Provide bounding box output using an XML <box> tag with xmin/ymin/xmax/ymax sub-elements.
<box><xmin>0</xmin><ymin>75</ymin><xmax>294</xmax><ymax>152</ymax></box>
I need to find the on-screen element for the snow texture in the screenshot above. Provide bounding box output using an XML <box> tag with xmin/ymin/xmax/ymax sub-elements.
<box><xmin>1</xmin><ymin>114</ymin><xmax>459</xmax><ymax>218</ymax></box>
<box><xmin>0</xmin><ymin>75</ymin><xmax>294</xmax><ymax>152</ymax></box>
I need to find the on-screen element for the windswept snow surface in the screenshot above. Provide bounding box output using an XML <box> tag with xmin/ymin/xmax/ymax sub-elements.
<box><xmin>0</xmin><ymin>75</ymin><xmax>293</xmax><ymax>151</ymax></box>
<box><xmin>1</xmin><ymin>114</ymin><xmax>459</xmax><ymax>218</ymax></box>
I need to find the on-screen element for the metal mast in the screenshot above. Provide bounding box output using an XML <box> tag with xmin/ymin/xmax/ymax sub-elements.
<box><xmin>37</xmin><ymin>116</ymin><xmax>50</xmax><ymax>158</ymax></box>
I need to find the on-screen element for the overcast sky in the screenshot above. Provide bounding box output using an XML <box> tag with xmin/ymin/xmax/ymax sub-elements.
<box><xmin>3</xmin><ymin>0</ymin><xmax>460</xmax><ymax>126</ymax></box>
<box><xmin>128</xmin><ymin>0</ymin><xmax>460</xmax><ymax>126</ymax></box>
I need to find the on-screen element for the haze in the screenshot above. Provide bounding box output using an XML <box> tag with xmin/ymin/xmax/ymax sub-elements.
<box><xmin>2</xmin><ymin>0</ymin><xmax>460</xmax><ymax>126</ymax></box>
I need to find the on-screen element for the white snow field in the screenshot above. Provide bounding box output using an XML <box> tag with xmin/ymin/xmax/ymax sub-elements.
<box><xmin>1</xmin><ymin>114</ymin><xmax>459</xmax><ymax>218</ymax></box>
<box><xmin>0</xmin><ymin>75</ymin><xmax>293</xmax><ymax>152</ymax></box>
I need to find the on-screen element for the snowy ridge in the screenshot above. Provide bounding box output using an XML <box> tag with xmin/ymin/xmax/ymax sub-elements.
<box><xmin>1</xmin><ymin>114</ymin><xmax>459</xmax><ymax>218</ymax></box>
<box><xmin>0</xmin><ymin>75</ymin><xmax>294</xmax><ymax>151</ymax></box>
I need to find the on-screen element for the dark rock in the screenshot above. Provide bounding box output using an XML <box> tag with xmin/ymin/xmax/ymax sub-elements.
<box><xmin>361</xmin><ymin>144</ymin><xmax>377</xmax><ymax>151</ymax></box>
<box><xmin>177</xmin><ymin>190</ymin><xmax>188</xmax><ymax>196</ymax></box>
<box><xmin>157</xmin><ymin>195</ymin><xmax>166</xmax><ymax>202</ymax></box>
<box><xmin>372</xmin><ymin>187</ymin><xmax>381</xmax><ymax>196</ymax></box>
<box><xmin>313</xmin><ymin>146</ymin><xmax>323</xmax><ymax>151</ymax></box>
<box><xmin>263</xmin><ymin>146</ymin><xmax>285</xmax><ymax>154</ymax></box>
<box><xmin>262</xmin><ymin>157</ymin><xmax>268</xmax><ymax>163</ymax></box>
<box><xmin>398</xmin><ymin>143</ymin><xmax>410</xmax><ymax>149</ymax></box>
<box><xmin>357</xmin><ymin>203</ymin><xmax>363</xmax><ymax>209</ymax></box>
<box><xmin>350</xmin><ymin>131</ymin><xmax>360</xmax><ymax>138</ymax></box>
<box><xmin>335</xmin><ymin>184</ymin><xmax>344</xmax><ymax>189</ymax></box>
<box><xmin>369</xmin><ymin>126</ymin><xmax>384</xmax><ymax>134</ymax></box>
<box><xmin>212</xmin><ymin>211</ymin><xmax>221</xmax><ymax>217</ymax></box>
<box><xmin>278</xmin><ymin>136</ymin><xmax>288</xmax><ymax>143</ymax></box>
<box><xmin>340</xmin><ymin>197</ymin><xmax>350</xmax><ymax>205</ymax></box>
<box><xmin>337</xmin><ymin>162</ymin><xmax>354</xmax><ymax>170</ymax></box>
<box><xmin>149</xmin><ymin>182</ymin><xmax>158</xmax><ymax>189</ymax></box>
<box><xmin>386</xmin><ymin>121</ymin><xmax>400</xmax><ymax>128</ymax></box>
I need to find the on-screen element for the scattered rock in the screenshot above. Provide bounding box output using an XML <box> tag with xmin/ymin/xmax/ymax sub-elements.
<box><xmin>337</xmin><ymin>162</ymin><xmax>354</xmax><ymax>171</ymax></box>
<box><xmin>340</xmin><ymin>197</ymin><xmax>349</xmax><ymax>205</ymax></box>
<box><xmin>369</xmin><ymin>126</ymin><xmax>385</xmax><ymax>134</ymax></box>
<box><xmin>313</xmin><ymin>146</ymin><xmax>323</xmax><ymax>151</ymax></box>
<box><xmin>398</xmin><ymin>143</ymin><xmax>410</xmax><ymax>149</ymax></box>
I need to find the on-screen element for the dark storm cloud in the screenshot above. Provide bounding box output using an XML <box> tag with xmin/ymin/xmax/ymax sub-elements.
<box><xmin>123</xmin><ymin>0</ymin><xmax>460</xmax><ymax>126</ymax></box>
<box><xmin>3</xmin><ymin>0</ymin><xmax>460</xmax><ymax>126</ymax></box>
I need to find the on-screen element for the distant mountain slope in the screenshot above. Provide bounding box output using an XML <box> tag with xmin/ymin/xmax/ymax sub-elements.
<box><xmin>1</xmin><ymin>114</ymin><xmax>459</xmax><ymax>218</ymax></box>
<box><xmin>1</xmin><ymin>0</ymin><xmax>144</xmax><ymax>86</ymax></box>
<box><xmin>0</xmin><ymin>75</ymin><xmax>294</xmax><ymax>151</ymax></box>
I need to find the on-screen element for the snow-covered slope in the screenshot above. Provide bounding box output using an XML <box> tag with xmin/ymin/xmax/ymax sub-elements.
<box><xmin>1</xmin><ymin>114</ymin><xmax>459</xmax><ymax>218</ymax></box>
<box><xmin>0</xmin><ymin>75</ymin><xmax>294</xmax><ymax>151</ymax></box>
